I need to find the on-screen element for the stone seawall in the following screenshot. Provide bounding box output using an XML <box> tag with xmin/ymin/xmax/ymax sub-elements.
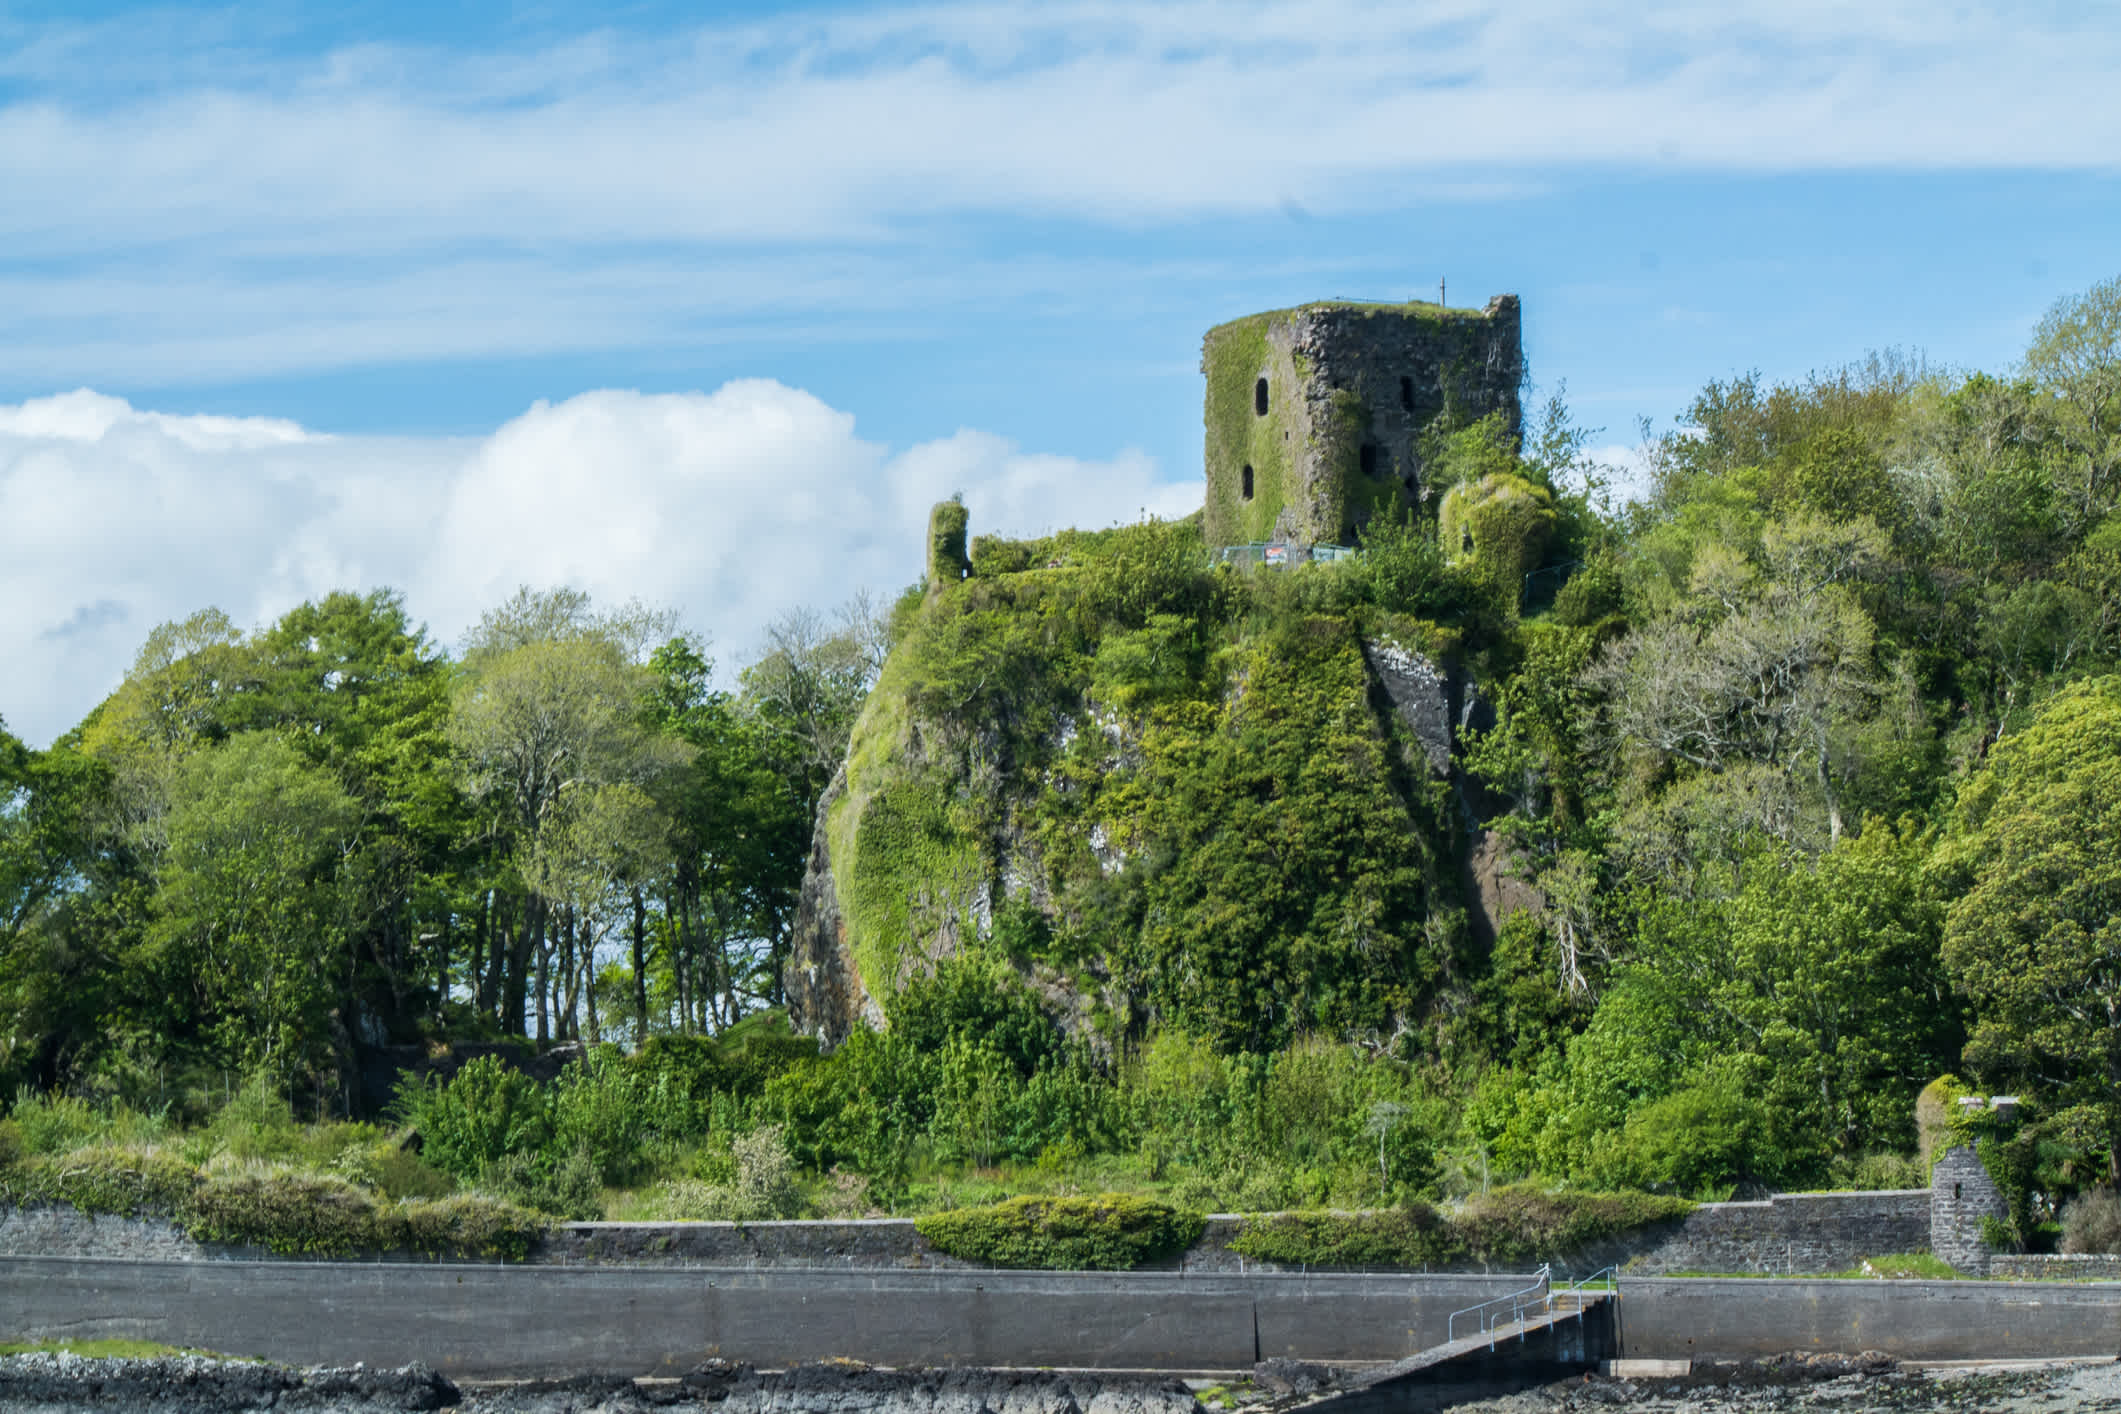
<box><xmin>1989</xmin><ymin>1253</ymin><xmax>2121</xmax><ymax>1281</ymax></box>
<box><xmin>1622</xmin><ymin>1190</ymin><xmax>1931</xmax><ymax>1275</ymax></box>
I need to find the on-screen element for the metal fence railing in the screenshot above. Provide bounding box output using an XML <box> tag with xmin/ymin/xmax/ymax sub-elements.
<box><xmin>1214</xmin><ymin>542</ymin><xmax>1359</xmax><ymax>569</ymax></box>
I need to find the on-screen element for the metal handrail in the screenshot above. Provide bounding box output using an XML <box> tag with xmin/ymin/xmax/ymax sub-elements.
<box><xmin>1447</xmin><ymin>1264</ymin><xmax>1550</xmax><ymax>1349</ymax></box>
<box><xmin>1547</xmin><ymin>1264</ymin><xmax>1617</xmax><ymax>1318</ymax></box>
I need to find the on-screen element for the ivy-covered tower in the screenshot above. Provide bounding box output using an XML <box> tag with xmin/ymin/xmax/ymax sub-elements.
<box><xmin>1201</xmin><ymin>295</ymin><xmax>1524</xmax><ymax>548</ymax></box>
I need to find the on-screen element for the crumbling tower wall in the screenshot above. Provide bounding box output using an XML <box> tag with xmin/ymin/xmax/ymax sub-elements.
<box><xmin>1201</xmin><ymin>295</ymin><xmax>1523</xmax><ymax>548</ymax></box>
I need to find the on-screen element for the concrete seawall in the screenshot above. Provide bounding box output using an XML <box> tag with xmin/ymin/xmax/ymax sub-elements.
<box><xmin>1618</xmin><ymin>1277</ymin><xmax>2121</xmax><ymax>1361</ymax></box>
<box><xmin>15</xmin><ymin>1256</ymin><xmax>2121</xmax><ymax>1377</ymax></box>
<box><xmin>0</xmin><ymin>1257</ymin><xmax>1521</xmax><ymax>1377</ymax></box>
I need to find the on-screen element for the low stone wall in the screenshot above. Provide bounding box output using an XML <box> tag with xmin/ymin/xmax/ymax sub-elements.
<box><xmin>0</xmin><ymin>1206</ymin><xmax>241</xmax><ymax>1263</ymax></box>
<box><xmin>1622</xmin><ymin>1189</ymin><xmax>1931</xmax><ymax>1276</ymax></box>
<box><xmin>0</xmin><ymin>1195</ymin><xmax>1935</xmax><ymax>1277</ymax></box>
<box><xmin>1990</xmin><ymin>1253</ymin><xmax>2121</xmax><ymax>1281</ymax></box>
<box><xmin>537</xmin><ymin>1218</ymin><xmax>975</xmax><ymax>1268</ymax></box>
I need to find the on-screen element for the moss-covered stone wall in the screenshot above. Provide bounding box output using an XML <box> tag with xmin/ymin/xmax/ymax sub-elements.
<box><xmin>1201</xmin><ymin>296</ymin><xmax>1524</xmax><ymax>549</ymax></box>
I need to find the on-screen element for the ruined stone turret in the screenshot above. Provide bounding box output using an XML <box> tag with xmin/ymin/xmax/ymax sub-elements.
<box><xmin>1202</xmin><ymin>295</ymin><xmax>1524</xmax><ymax>548</ymax></box>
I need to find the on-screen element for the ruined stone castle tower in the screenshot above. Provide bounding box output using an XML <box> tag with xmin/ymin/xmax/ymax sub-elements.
<box><xmin>1201</xmin><ymin>295</ymin><xmax>1524</xmax><ymax>548</ymax></box>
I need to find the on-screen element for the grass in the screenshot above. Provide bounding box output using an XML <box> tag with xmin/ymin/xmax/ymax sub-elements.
<box><xmin>1654</xmin><ymin>1254</ymin><xmax>1959</xmax><ymax>1281</ymax></box>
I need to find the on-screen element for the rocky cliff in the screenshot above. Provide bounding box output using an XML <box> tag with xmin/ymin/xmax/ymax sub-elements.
<box><xmin>783</xmin><ymin>515</ymin><xmax>1538</xmax><ymax>1053</ymax></box>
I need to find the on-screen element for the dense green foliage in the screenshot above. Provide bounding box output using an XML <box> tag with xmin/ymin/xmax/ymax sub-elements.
<box><xmin>0</xmin><ymin>1088</ymin><xmax>546</xmax><ymax>1259</ymax></box>
<box><xmin>0</xmin><ymin>587</ymin><xmax>880</xmax><ymax>1107</ymax></box>
<box><xmin>4</xmin><ymin>277</ymin><xmax>2121</xmax><ymax>1254</ymax></box>
<box><xmin>915</xmin><ymin>1193</ymin><xmax>1204</xmax><ymax>1269</ymax></box>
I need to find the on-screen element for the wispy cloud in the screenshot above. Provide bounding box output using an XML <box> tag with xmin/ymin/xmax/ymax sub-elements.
<box><xmin>1</xmin><ymin>0</ymin><xmax>2111</xmax><ymax>385</ymax></box>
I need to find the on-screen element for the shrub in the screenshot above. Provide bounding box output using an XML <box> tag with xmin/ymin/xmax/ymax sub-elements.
<box><xmin>330</xmin><ymin>1136</ymin><xmax>456</xmax><ymax>1201</ymax></box>
<box><xmin>1228</xmin><ymin>1188</ymin><xmax>1693</xmax><ymax>1269</ymax></box>
<box><xmin>1915</xmin><ymin>1076</ymin><xmax>1967</xmax><ymax>1167</ymax></box>
<box><xmin>390</xmin><ymin>1193</ymin><xmax>547</xmax><ymax>1261</ymax></box>
<box><xmin>648</xmin><ymin>1124</ymin><xmax>804</xmax><ymax>1222</ymax></box>
<box><xmin>7</xmin><ymin>1091</ymin><xmax>106</xmax><ymax>1155</ymax></box>
<box><xmin>1228</xmin><ymin>1205</ymin><xmax>1465</xmax><ymax>1268</ymax></box>
<box><xmin>2062</xmin><ymin>1188</ymin><xmax>2121</xmax><ymax>1255</ymax></box>
<box><xmin>1453</xmin><ymin>1186</ymin><xmax>1692</xmax><ymax>1263</ymax></box>
<box><xmin>915</xmin><ymin>1193</ymin><xmax>1204</xmax><ymax>1270</ymax></box>
<box><xmin>1828</xmin><ymin>1150</ymin><xmax>1929</xmax><ymax>1191</ymax></box>
<box><xmin>392</xmin><ymin>1054</ymin><xmax>552</xmax><ymax>1181</ymax></box>
<box><xmin>0</xmin><ymin>1147</ymin><xmax>198</xmax><ymax>1215</ymax></box>
<box><xmin>204</xmin><ymin>1073</ymin><xmax>303</xmax><ymax>1161</ymax></box>
<box><xmin>482</xmin><ymin>1146</ymin><xmax>603</xmax><ymax>1221</ymax></box>
<box><xmin>181</xmin><ymin>1168</ymin><xmax>384</xmax><ymax>1256</ymax></box>
<box><xmin>550</xmin><ymin>1049</ymin><xmax>654</xmax><ymax>1185</ymax></box>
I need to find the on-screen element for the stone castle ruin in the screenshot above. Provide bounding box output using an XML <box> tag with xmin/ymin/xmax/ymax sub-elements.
<box><xmin>1201</xmin><ymin>295</ymin><xmax>1523</xmax><ymax>549</ymax></box>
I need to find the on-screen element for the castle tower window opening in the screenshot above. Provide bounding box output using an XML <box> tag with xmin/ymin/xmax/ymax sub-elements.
<box><xmin>1241</xmin><ymin>464</ymin><xmax>1254</xmax><ymax>501</ymax></box>
<box><xmin>1255</xmin><ymin>378</ymin><xmax>1269</xmax><ymax>416</ymax></box>
<box><xmin>1359</xmin><ymin>444</ymin><xmax>1380</xmax><ymax>480</ymax></box>
<box><xmin>1400</xmin><ymin>377</ymin><xmax>1415</xmax><ymax>413</ymax></box>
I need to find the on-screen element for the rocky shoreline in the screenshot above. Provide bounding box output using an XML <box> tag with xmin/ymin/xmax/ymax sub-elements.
<box><xmin>0</xmin><ymin>1355</ymin><xmax>1204</xmax><ymax>1414</ymax></box>
<box><xmin>5</xmin><ymin>1353</ymin><xmax>2118</xmax><ymax>1414</ymax></box>
<box><xmin>1451</xmin><ymin>1352</ymin><xmax>2121</xmax><ymax>1413</ymax></box>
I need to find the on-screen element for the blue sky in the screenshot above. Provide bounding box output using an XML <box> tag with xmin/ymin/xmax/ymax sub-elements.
<box><xmin>1</xmin><ymin>0</ymin><xmax>2117</xmax><ymax>745</ymax></box>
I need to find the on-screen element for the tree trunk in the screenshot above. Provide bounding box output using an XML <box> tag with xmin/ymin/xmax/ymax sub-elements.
<box><xmin>472</xmin><ymin>890</ymin><xmax>494</xmax><ymax>1016</ymax></box>
<box><xmin>507</xmin><ymin>894</ymin><xmax>537</xmax><ymax>1039</ymax></box>
<box><xmin>632</xmin><ymin>887</ymin><xmax>649</xmax><ymax>1048</ymax></box>
<box><xmin>532</xmin><ymin>898</ymin><xmax>550</xmax><ymax>1045</ymax></box>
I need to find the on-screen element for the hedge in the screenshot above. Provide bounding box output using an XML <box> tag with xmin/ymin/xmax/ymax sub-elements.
<box><xmin>916</xmin><ymin>1193</ymin><xmax>1205</xmax><ymax>1270</ymax></box>
<box><xmin>0</xmin><ymin>1147</ymin><xmax>547</xmax><ymax>1261</ymax></box>
<box><xmin>1229</xmin><ymin>1187</ymin><xmax>1693</xmax><ymax>1268</ymax></box>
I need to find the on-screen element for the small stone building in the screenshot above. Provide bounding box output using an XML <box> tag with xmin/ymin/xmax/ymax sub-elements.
<box><xmin>1201</xmin><ymin>295</ymin><xmax>1524</xmax><ymax>549</ymax></box>
<box><xmin>1931</xmin><ymin>1144</ymin><xmax>2010</xmax><ymax>1275</ymax></box>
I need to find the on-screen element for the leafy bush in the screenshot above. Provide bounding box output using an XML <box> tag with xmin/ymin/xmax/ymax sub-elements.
<box><xmin>651</xmin><ymin>1124</ymin><xmax>803</xmax><ymax>1221</ymax></box>
<box><xmin>1827</xmin><ymin>1150</ymin><xmax>1929</xmax><ymax>1191</ymax></box>
<box><xmin>550</xmin><ymin>1049</ymin><xmax>654</xmax><ymax>1185</ymax></box>
<box><xmin>390</xmin><ymin>1193</ymin><xmax>547</xmax><ymax>1261</ymax></box>
<box><xmin>329</xmin><ymin>1136</ymin><xmax>456</xmax><ymax>1201</ymax></box>
<box><xmin>915</xmin><ymin>1193</ymin><xmax>1204</xmax><ymax>1270</ymax></box>
<box><xmin>7</xmin><ymin>1090</ymin><xmax>109</xmax><ymax>1155</ymax></box>
<box><xmin>482</xmin><ymin>1146</ymin><xmax>603</xmax><ymax>1221</ymax></box>
<box><xmin>0</xmin><ymin>1145</ymin><xmax>544</xmax><ymax>1260</ymax></box>
<box><xmin>0</xmin><ymin>1146</ymin><xmax>198</xmax><ymax>1215</ymax></box>
<box><xmin>182</xmin><ymin>1168</ymin><xmax>389</xmax><ymax>1255</ymax></box>
<box><xmin>182</xmin><ymin>1166</ymin><xmax>545</xmax><ymax>1258</ymax></box>
<box><xmin>1453</xmin><ymin>1186</ymin><xmax>1692</xmax><ymax>1262</ymax></box>
<box><xmin>2062</xmin><ymin>1188</ymin><xmax>2121</xmax><ymax>1255</ymax></box>
<box><xmin>391</xmin><ymin>1054</ymin><xmax>552</xmax><ymax>1181</ymax></box>
<box><xmin>1228</xmin><ymin>1205</ymin><xmax>1465</xmax><ymax>1268</ymax></box>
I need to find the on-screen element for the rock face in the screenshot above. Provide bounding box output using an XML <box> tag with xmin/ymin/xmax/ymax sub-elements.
<box><xmin>0</xmin><ymin>1354</ymin><xmax>457</xmax><ymax>1413</ymax></box>
<box><xmin>785</xmin><ymin>625</ymin><xmax>1506</xmax><ymax>1049</ymax></box>
<box><xmin>782</xmin><ymin>765</ymin><xmax>883</xmax><ymax>1047</ymax></box>
<box><xmin>1462</xmin><ymin>829</ymin><xmax>1546</xmax><ymax>949</ymax></box>
<box><xmin>1361</xmin><ymin>636</ymin><xmax>1461</xmax><ymax>777</ymax></box>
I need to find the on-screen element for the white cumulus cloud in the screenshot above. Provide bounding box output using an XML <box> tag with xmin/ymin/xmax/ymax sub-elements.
<box><xmin>0</xmin><ymin>384</ymin><xmax>1199</xmax><ymax>748</ymax></box>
